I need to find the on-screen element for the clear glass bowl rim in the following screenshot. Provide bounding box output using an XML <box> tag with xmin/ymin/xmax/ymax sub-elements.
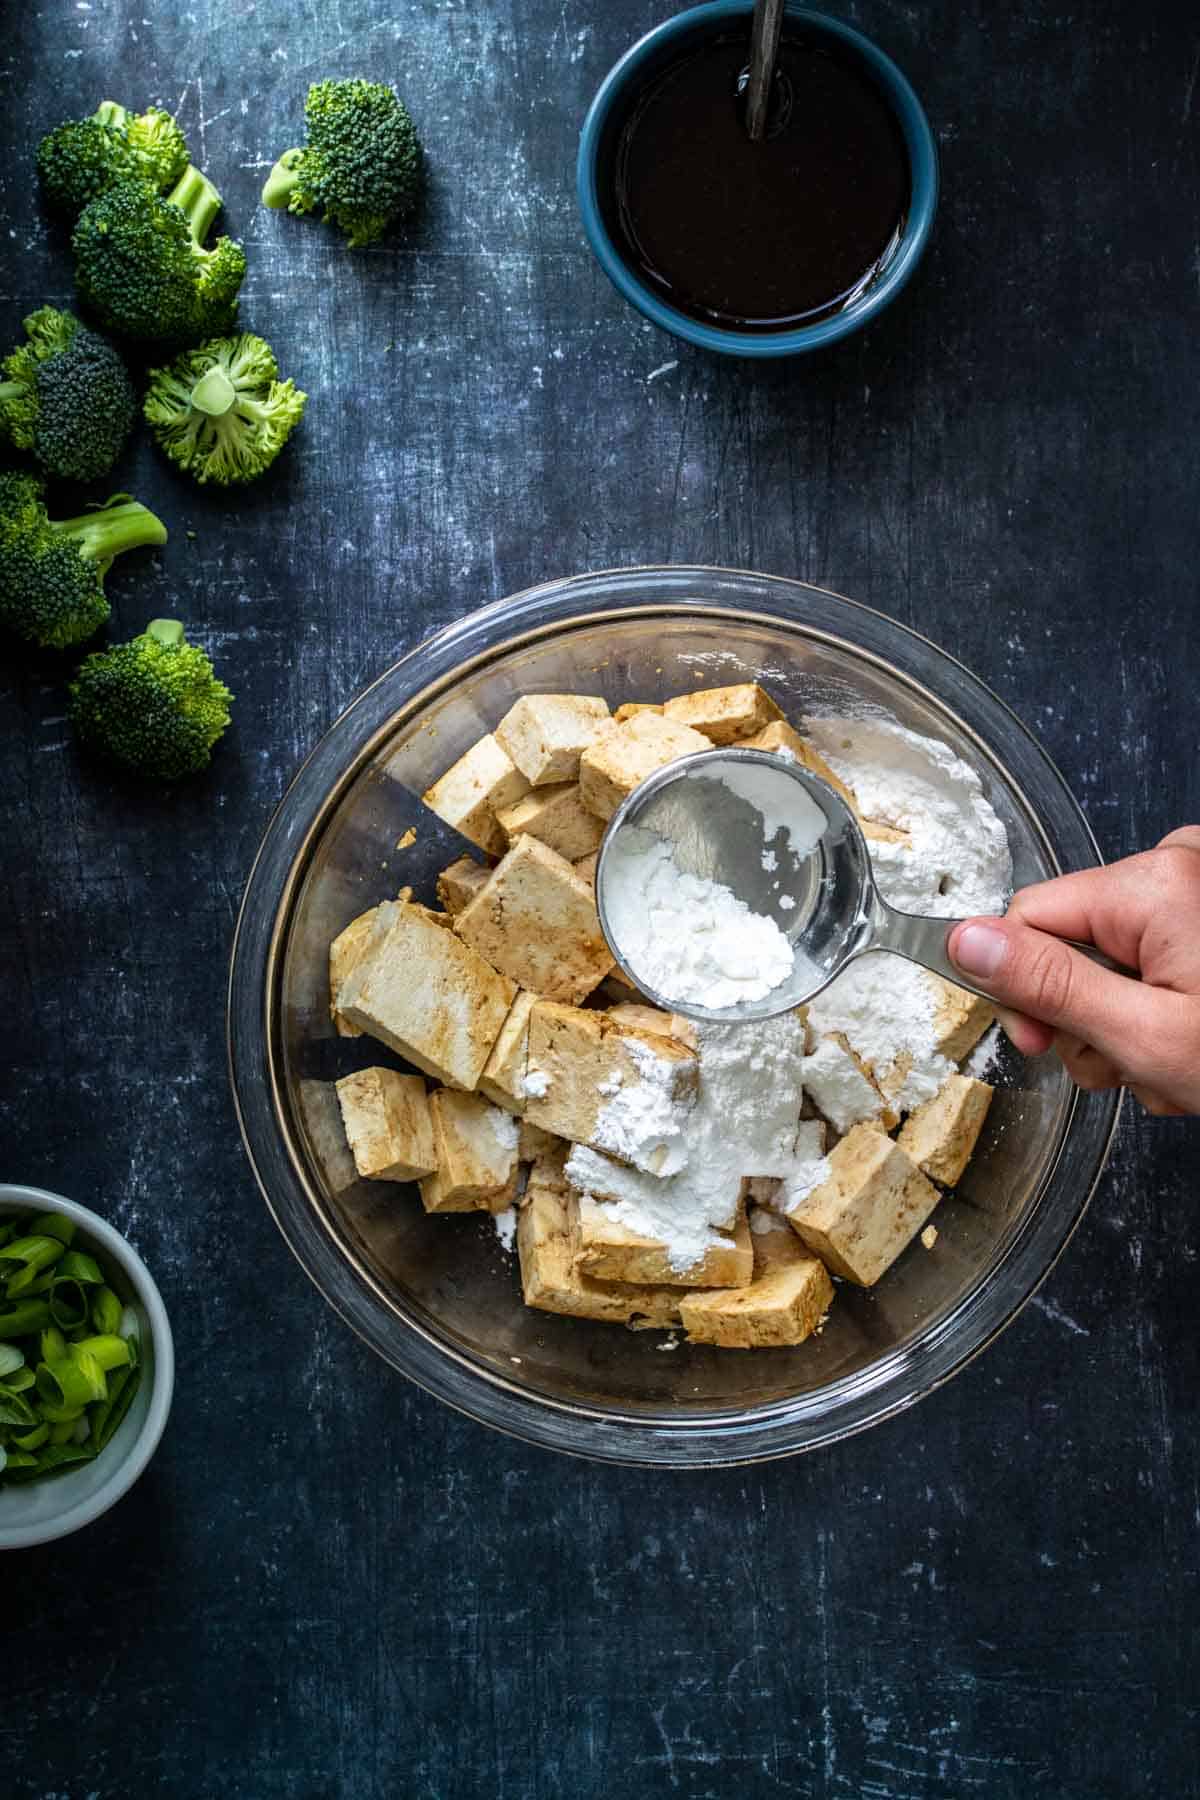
<box><xmin>227</xmin><ymin>566</ymin><xmax>1120</xmax><ymax>1467</ymax></box>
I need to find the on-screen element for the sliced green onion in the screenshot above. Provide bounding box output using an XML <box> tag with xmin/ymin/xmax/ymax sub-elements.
<box><xmin>12</xmin><ymin>1421</ymin><xmax>49</xmax><ymax>1452</ymax></box>
<box><xmin>53</xmin><ymin>1249</ymin><xmax>104</xmax><ymax>1286</ymax></box>
<box><xmin>90</xmin><ymin>1286</ymin><xmax>123</xmax><ymax>1335</ymax></box>
<box><xmin>40</xmin><ymin>1326</ymin><xmax>68</xmax><ymax>1363</ymax></box>
<box><xmin>0</xmin><ymin>1343</ymin><xmax>24</xmax><ymax>1378</ymax></box>
<box><xmin>0</xmin><ymin>1299</ymin><xmax>52</xmax><ymax>1337</ymax></box>
<box><xmin>48</xmin><ymin>1280</ymin><xmax>90</xmax><ymax>1331</ymax></box>
<box><xmin>0</xmin><ymin>1234</ymin><xmax>68</xmax><ymax>1294</ymax></box>
<box><xmin>2</xmin><ymin>1367</ymin><xmax>35</xmax><ymax>1393</ymax></box>
<box><xmin>29</xmin><ymin>1213</ymin><xmax>77</xmax><ymax>1246</ymax></box>
<box><xmin>36</xmin><ymin>1352</ymin><xmax>107</xmax><ymax>1410</ymax></box>
<box><xmin>92</xmin><ymin>1363</ymin><xmax>142</xmax><ymax>1452</ymax></box>
<box><xmin>0</xmin><ymin>1389</ymin><xmax>39</xmax><ymax>1428</ymax></box>
<box><xmin>48</xmin><ymin>1417</ymin><xmax>78</xmax><ymax>1445</ymax></box>
<box><xmin>72</xmin><ymin>1334</ymin><xmax>134</xmax><ymax>1374</ymax></box>
<box><xmin>37</xmin><ymin>1397</ymin><xmax>86</xmax><ymax>1425</ymax></box>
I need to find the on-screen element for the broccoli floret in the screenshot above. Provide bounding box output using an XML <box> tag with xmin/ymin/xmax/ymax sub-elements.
<box><xmin>144</xmin><ymin>333</ymin><xmax>308</xmax><ymax>485</ymax></box>
<box><xmin>0</xmin><ymin>306</ymin><xmax>137</xmax><ymax>481</ymax></box>
<box><xmin>37</xmin><ymin>100</ymin><xmax>189</xmax><ymax>217</ymax></box>
<box><xmin>73</xmin><ymin>165</ymin><xmax>246</xmax><ymax>347</ymax></box>
<box><xmin>262</xmin><ymin>78</ymin><xmax>422</xmax><ymax>249</ymax></box>
<box><xmin>69</xmin><ymin>618</ymin><xmax>232</xmax><ymax>780</ymax></box>
<box><xmin>0</xmin><ymin>470</ymin><xmax>167</xmax><ymax>650</ymax></box>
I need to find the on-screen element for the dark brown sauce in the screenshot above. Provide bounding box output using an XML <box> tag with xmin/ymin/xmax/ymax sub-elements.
<box><xmin>605</xmin><ymin>32</ymin><xmax>910</xmax><ymax>332</ymax></box>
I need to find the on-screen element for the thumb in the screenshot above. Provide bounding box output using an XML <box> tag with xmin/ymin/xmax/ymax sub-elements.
<box><xmin>946</xmin><ymin>916</ymin><xmax>1153</xmax><ymax>1067</ymax></box>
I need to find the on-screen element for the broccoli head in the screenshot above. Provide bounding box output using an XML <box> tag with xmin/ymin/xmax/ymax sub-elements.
<box><xmin>0</xmin><ymin>306</ymin><xmax>137</xmax><ymax>481</ymax></box>
<box><xmin>144</xmin><ymin>333</ymin><xmax>308</xmax><ymax>485</ymax></box>
<box><xmin>37</xmin><ymin>100</ymin><xmax>189</xmax><ymax>217</ymax></box>
<box><xmin>73</xmin><ymin>165</ymin><xmax>246</xmax><ymax>347</ymax></box>
<box><xmin>262</xmin><ymin>78</ymin><xmax>422</xmax><ymax>249</ymax></box>
<box><xmin>0</xmin><ymin>470</ymin><xmax>168</xmax><ymax>650</ymax></box>
<box><xmin>69</xmin><ymin>618</ymin><xmax>233</xmax><ymax>780</ymax></box>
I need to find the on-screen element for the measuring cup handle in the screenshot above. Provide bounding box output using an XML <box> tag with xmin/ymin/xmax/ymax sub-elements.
<box><xmin>868</xmin><ymin>899</ymin><xmax>1139</xmax><ymax>1002</ymax></box>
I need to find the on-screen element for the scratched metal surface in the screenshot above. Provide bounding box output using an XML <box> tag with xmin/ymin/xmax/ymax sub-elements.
<box><xmin>1</xmin><ymin>1</ymin><xmax>1198</xmax><ymax>1795</ymax></box>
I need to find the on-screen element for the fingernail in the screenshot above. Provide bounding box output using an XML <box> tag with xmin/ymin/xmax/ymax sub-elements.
<box><xmin>951</xmin><ymin>921</ymin><xmax>1008</xmax><ymax>979</ymax></box>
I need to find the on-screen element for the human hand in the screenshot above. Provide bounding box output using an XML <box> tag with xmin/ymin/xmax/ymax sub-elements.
<box><xmin>946</xmin><ymin>828</ymin><xmax>1200</xmax><ymax>1116</ymax></box>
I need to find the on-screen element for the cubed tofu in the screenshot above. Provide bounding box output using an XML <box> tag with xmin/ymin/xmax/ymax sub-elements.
<box><xmin>518</xmin><ymin>1117</ymin><xmax>564</xmax><ymax>1164</ymax></box>
<box><xmin>739</xmin><ymin>720</ymin><xmax>858</xmax><ymax>810</ymax></box>
<box><xmin>419</xmin><ymin>1088</ymin><xmax>521</xmax><ymax>1213</ymax></box>
<box><xmin>802</xmin><ymin>1033</ymin><xmax>898</xmax><ymax>1135</ymax></box>
<box><xmin>662</xmin><ymin>682</ymin><xmax>784</xmax><ymax>745</ymax></box>
<box><xmin>897</xmin><ymin>1074</ymin><xmax>994</xmax><ymax>1187</ymax></box>
<box><xmin>606</xmin><ymin>1002</ymin><xmax>698</xmax><ymax>1050</ymax></box>
<box><xmin>494</xmin><ymin>693</ymin><xmax>611</xmax><ymax>785</ymax></box>
<box><xmin>577</xmin><ymin>712</ymin><xmax>711</xmax><ymax>821</ymax></box>
<box><xmin>334</xmin><ymin>1067</ymin><xmax>436</xmax><ymax>1182</ymax></box>
<box><xmin>329</xmin><ymin>906</ymin><xmax>379</xmax><ymax>1038</ymax></box>
<box><xmin>436</xmin><ymin>855</ymin><xmax>491</xmax><ymax>916</ymax></box>
<box><xmin>861</xmin><ymin>819</ymin><xmax>912</xmax><ymax>848</ymax></box>
<box><xmin>524</xmin><ymin>1001</ymin><xmax>698</xmax><ymax>1174</ymax></box>
<box><xmin>573</xmin><ymin>850</ymin><xmax>598</xmax><ymax>889</ymax></box>
<box><xmin>925</xmin><ymin>973</ymin><xmax>996</xmax><ymax>1062</ymax></box>
<box><xmin>613</xmin><ymin>702</ymin><xmax>663</xmax><ymax>722</ymax></box>
<box><xmin>789</xmin><ymin>1123</ymin><xmax>940</xmax><ymax>1287</ymax></box>
<box><xmin>478</xmin><ymin>991</ymin><xmax>537</xmax><ymax>1114</ymax></box>
<box><xmin>495</xmin><ymin>782</ymin><xmax>605</xmax><ymax>861</ymax></box>
<box><xmin>422</xmin><ymin>734</ymin><xmax>531</xmax><ymax>856</ymax></box>
<box><xmin>574</xmin><ymin>1195</ymin><xmax>753</xmax><ymax>1289</ymax></box>
<box><xmin>517</xmin><ymin>1184</ymin><xmax>683</xmax><ymax>1328</ymax></box>
<box><xmin>339</xmin><ymin>900</ymin><xmax>516</xmax><ymax>1091</ymax></box>
<box><xmin>454</xmin><ymin>836</ymin><xmax>613</xmax><ymax>1004</ymax></box>
<box><xmin>680</xmin><ymin>1218</ymin><xmax>834</xmax><ymax>1348</ymax></box>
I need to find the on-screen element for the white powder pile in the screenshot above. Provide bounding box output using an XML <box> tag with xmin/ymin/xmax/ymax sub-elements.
<box><xmin>523</xmin><ymin>1068</ymin><xmax>550</xmax><ymax>1099</ymax></box>
<box><xmin>603</xmin><ymin>825</ymin><xmax>795</xmax><ymax>1008</ymax></box>
<box><xmin>590</xmin><ymin>1035</ymin><xmax>694</xmax><ymax>1177</ymax></box>
<box><xmin>492</xmin><ymin>1209</ymin><xmax>517</xmax><ymax>1252</ymax></box>
<box><xmin>485</xmin><ymin>1106</ymin><xmax>519</xmax><ymax>1153</ymax></box>
<box><xmin>566</xmin><ymin>1010</ymin><xmax>812</xmax><ymax>1273</ymax></box>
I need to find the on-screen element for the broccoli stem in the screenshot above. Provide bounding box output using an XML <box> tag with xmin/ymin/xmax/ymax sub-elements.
<box><xmin>147</xmin><ymin>619</ymin><xmax>185</xmax><ymax>648</ymax></box>
<box><xmin>49</xmin><ymin>500</ymin><xmax>168</xmax><ymax>566</ymax></box>
<box><xmin>189</xmin><ymin>365</ymin><xmax>237</xmax><ymax>417</ymax></box>
<box><xmin>167</xmin><ymin>165</ymin><xmax>223</xmax><ymax>246</ymax></box>
<box><xmin>261</xmin><ymin>150</ymin><xmax>304</xmax><ymax>211</ymax></box>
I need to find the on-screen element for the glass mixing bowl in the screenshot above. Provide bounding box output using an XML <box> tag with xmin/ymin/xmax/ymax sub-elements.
<box><xmin>228</xmin><ymin>567</ymin><xmax>1119</xmax><ymax>1466</ymax></box>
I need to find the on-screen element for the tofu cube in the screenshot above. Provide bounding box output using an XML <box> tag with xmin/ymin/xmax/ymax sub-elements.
<box><xmin>419</xmin><ymin>1088</ymin><xmax>521</xmax><ymax>1213</ymax></box>
<box><xmin>517</xmin><ymin>1185</ymin><xmax>683</xmax><ymax>1328</ymax></box>
<box><xmin>573</xmin><ymin>850</ymin><xmax>598</xmax><ymax>889</ymax></box>
<box><xmin>494</xmin><ymin>693</ymin><xmax>611</xmax><ymax>785</ymax></box>
<box><xmin>662</xmin><ymin>682</ymin><xmax>784</xmax><ymax>745</ymax></box>
<box><xmin>518</xmin><ymin>1117</ymin><xmax>564</xmax><ymax>1165</ymax></box>
<box><xmin>495</xmin><ymin>782</ymin><xmax>605</xmax><ymax>861</ymax></box>
<box><xmin>338</xmin><ymin>900</ymin><xmax>516</xmax><ymax>1091</ymax></box>
<box><xmin>925</xmin><ymin>973</ymin><xmax>996</xmax><ymax>1062</ymax></box>
<box><xmin>334</xmin><ymin>1067</ymin><xmax>436</xmax><ymax>1182</ymax></box>
<box><xmin>574</xmin><ymin>1195</ymin><xmax>753</xmax><ymax>1288</ymax></box>
<box><xmin>861</xmin><ymin>819</ymin><xmax>912</xmax><ymax>848</ymax></box>
<box><xmin>606</xmin><ymin>1001</ymin><xmax>698</xmax><ymax>1049</ymax></box>
<box><xmin>525</xmin><ymin>1001</ymin><xmax>698</xmax><ymax>1173</ymax></box>
<box><xmin>436</xmin><ymin>855</ymin><xmax>491</xmax><ymax>916</ymax></box>
<box><xmin>422</xmin><ymin>734</ymin><xmax>530</xmax><ymax>856</ymax></box>
<box><xmin>680</xmin><ymin>1218</ymin><xmax>834</xmax><ymax>1348</ymax></box>
<box><xmin>739</xmin><ymin>720</ymin><xmax>858</xmax><ymax>810</ymax></box>
<box><xmin>329</xmin><ymin>905</ymin><xmax>379</xmax><ymax>1038</ymax></box>
<box><xmin>789</xmin><ymin>1124</ymin><xmax>940</xmax><ymax>1287</ymax></box>
<box><xmin>613</xmin><ymin>702</ymin><xmax>663</xmax><ymax>722</ymax></box>
<box><xmin>478</xmin><ymin>990</ymin><xmax>537</xmax><ymax>1114</ymax></box>
<box><xmin>802</xmin><ymin>1033</ymin><xmax>898</xmax><ymax>1135</ymax></box>
<box><xmin>897</xmin><ymin>1074</ymin><xmax>994</xmax><ymax>1187</ymax></box>
<box><xmin>454</xmin><ymin>836</ymin><xmax>613</xmax><ymax>1004</ymax></box>
<box><xmin>578</xmin><ymin>712</ymin><xmax>712</xmax><ymax>821</ymax></box>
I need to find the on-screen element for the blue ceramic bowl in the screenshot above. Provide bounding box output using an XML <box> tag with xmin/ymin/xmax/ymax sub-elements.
<box><xmin>577</xmin><ymin>2</ymin><xmax>939</xmax><ymax>358</ymax></box>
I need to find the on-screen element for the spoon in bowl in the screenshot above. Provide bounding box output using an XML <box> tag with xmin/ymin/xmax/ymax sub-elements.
<box><xmin>594</xmin><ymin>747</ymin><xmax>1131</xmax><ymax>1025</ymax></box>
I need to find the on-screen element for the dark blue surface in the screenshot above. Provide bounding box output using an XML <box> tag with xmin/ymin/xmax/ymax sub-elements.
<box><xmin>2</xmin><ymin>2</ymin><xmax>1198</xmax><ymax>1795</ymax></box>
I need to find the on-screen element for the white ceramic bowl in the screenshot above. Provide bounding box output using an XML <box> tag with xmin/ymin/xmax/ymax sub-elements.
<box><xmin>0</xmin><ymin>1185</ymin><xmax>174</xmax><ymax>1549</ymax></box>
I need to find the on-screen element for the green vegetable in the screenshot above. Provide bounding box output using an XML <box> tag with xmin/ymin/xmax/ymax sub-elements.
<box><xmin>0</xmin><ymin>1209</ymin><xmax>144</xmax><ymax>1487</ymax></box>
<box><xmin>69</xmin><ymin>617</ymin><xmax>233</xmax><ymax>781</ymax></box>
<box><xmin>145</xmin><ymin>333</ymin><xmax>308</xmax><ymax>485</ymax></box>
<box><xmin>37</xmin><ymin>99</ymin><xmax>189</xmax><ymax>217</ymax></box>
<box><xmin>262</xmin><ymin>78</ymin><xmax>422</xmax><ymax>249</ymax></box>
<box><xmin>0</xmin><ymin>307</ymin><xmax>138</xmax><ymax>482</ymax></box>
<box><xmin>0</xmin><ymin>470</ymin><xmax>168</xmax><ymax>651</ymax></box>
<box><xmin>73</xmin><ymin>164</ymin><xmax>247</xmax><ymax>347</ymax></box>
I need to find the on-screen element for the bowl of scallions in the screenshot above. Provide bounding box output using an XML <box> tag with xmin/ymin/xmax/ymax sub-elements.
<box><xmin>0</xmin><ymin>1185</ymin><xmax>173</xmax><ymax>1549</ymax></box>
